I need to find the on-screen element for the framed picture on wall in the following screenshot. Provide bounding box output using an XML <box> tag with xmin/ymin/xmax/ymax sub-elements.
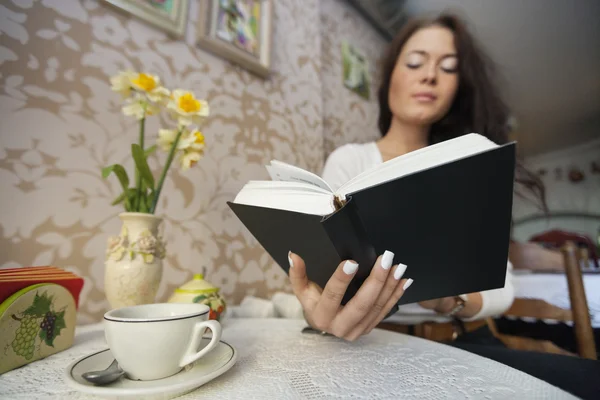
<box><xmin>341</xmin><ymin>40</ymin><xmax>370</xmax><ymax>100</ymax></box>
<box><xmin>197</xmin><ymin>0</ymin><xmax>273</xmax><ymax>78</ymax></box>
<box><xmin>102</xmin><ymin>0</ymin><xmax>190</xmax><ymax>38</ymax></box>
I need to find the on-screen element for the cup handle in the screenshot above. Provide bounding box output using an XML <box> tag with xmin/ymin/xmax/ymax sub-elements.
<box><xmin>179</xmin><ymin>320</ymin><xmax>222</xmax><ymax>367</ymax></box>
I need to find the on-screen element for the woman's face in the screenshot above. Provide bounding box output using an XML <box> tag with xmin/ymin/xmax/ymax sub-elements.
<box><xmin>388</xmin><ymin>25</ymin><xmax>459</xmax><ymax>126</ymax></box>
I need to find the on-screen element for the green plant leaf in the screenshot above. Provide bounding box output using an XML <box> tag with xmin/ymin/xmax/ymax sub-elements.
<box><xmin>111</xmin><ymin>188</ymin><xmax>137</xmax><ymax>206</ymax></box>
<box><xmin>124</xmin><ymin>196</ymin><xmax>132</xmax><ymax>211</ymax></box>
<box><xmin>146</xmin><ymin>190</ymin><xmax>154</xmax><ymax>210</ymax></box>
<box><xmin>144</xmin><ymin>145</ymin><xmax>157</xmax><ymax>158</ymax></box>
<box><xmin>111</xmin><ymin>192</ymin><xmax>128</xmax><ymax>206</ymax></box>
<box><xmin>23</xmin><ymin>292</ymin><xmax>52</xmax><ymax>317</ymax></box>
<box><xmin>139</xmin><ymin>193</ymin><xmax>149</xmax><ymax>213</ymax></box>
<box><xmin>125</xmin><ymin>187</ymin><xmax>138</xmax><ymax>211</ymax></box>
<box><xmin>132</xmin><ymin>144</ymin><xmax>155</xmax><ymax>189</ymax></box>
<box><xmin>101</xmin><ymin>164</ymin><xmax>129</xmax><ymax>191</ymax></box>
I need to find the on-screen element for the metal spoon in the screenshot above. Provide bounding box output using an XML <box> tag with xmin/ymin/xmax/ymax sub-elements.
<box><xmin>82</xmin><ymin>358</ymin><xmax>125</xmax><ymax>385</ymax></box>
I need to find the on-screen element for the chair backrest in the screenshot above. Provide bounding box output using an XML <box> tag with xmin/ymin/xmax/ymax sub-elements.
<box><xmin>529</xmin><ymin>229</ymin><xmax>598</xmax><ymax>269</ymax></box>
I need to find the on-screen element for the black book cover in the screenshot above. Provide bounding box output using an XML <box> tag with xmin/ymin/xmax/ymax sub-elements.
<box><xmin>228</xmin><ymin>142</ymin><xmax>516</xmax><ymax>305</ymax></box>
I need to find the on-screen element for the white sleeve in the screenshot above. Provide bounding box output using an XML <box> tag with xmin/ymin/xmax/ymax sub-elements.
<box><xmin>463</xmin><ymin>261</ymin><xmax>515</xmax><ymax>321</ymax></box>
<box><xmin>321</xmin><ymin>145</ymin><xmax>357</xmax><ymax>192</ymax></box>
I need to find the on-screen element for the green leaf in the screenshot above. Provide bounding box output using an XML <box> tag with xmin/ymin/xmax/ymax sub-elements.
<box><xmin>139</xmin><ymin>193</ymin><xmax>149</xmax><ymax>213</ymax></box>
<box><xmin>111</xmin><ymin>192</ymin><xmax>128</xmax><ymax>206</ymax></box>
<box><xmin>102</xmin><ymin>164</ymin><xmax>130</xmax><ymax>191</ymax></box>
<box><xmin>125</xmin><ymin>188</ymin><xmax>138</xmax><ymax>211</ymax></box>
<box><xmin>112</xmin><ymin>188</ymin><xmax>137</xmax><ymax>206</ymax></box>
<box><xmin>39</xmin><ymin>325</ymin><xmax>51</xmax><ymax>346</ymax></box>
<box><xmin>193</xmin><ymin>295</ymin><xmax>208</xmax><ymax>303</ymax></box>
<box><xmin>23</xmin><ymin>292</ymin><xmax>52</xmax><ymax>317</ymax></box>
<box><xmin>53</xmin><ymin>310</ymin><xmax>66</xmax><ymax>338</ymax></box>
<box><xmin>132</xmin><ymin>144</ymin><xmax>155</xmax><ymax>189</ymax></box>
<box><xmin>146</xmin><ymin>191</ymin><xmax>154</xmax><ymax>210</ymax></box>
<box><xmin>144</xmin><ymin>145</ymin><xmax>157</xmax><ymax>158</ymax></box>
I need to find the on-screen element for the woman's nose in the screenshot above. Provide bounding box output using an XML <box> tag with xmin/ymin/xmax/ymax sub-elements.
<box><xmin>420</xmin><ymin>63</ymin><xmax>438</xmax><ymax>85</ymax></box>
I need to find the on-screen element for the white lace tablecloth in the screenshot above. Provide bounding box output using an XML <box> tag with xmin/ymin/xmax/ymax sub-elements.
<box><xmin>0</xmin><ymin>318</ymin><xmax>575</xmax><ymax>399</ymax></box>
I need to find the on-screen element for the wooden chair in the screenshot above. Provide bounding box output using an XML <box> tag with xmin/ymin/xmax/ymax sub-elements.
<box><xmin>495</xmin><ymin>241</ymin><xmax>597</xmax><ymax>359</ymax></box>
<box><xmin>529</xmin><ymin>229</ymin><xmax>598</xmax><ymax>269</ymax></box>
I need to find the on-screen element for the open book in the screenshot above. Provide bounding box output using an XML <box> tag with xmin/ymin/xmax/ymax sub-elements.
<box><xmin>229</xmin><ymin>133</ymin><xmax>516</xmax><ymax>305</ymax></box>
<box><xmin>233</xmin><ymin>134</ymin><xmax>499</xmax><ymax>216</ymax></box>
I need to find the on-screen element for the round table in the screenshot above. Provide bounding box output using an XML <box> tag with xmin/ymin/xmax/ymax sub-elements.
<box><xmin>0</xmin><ymin>318</ymin><xmax>575</xmax><ymax>399</ymax></box>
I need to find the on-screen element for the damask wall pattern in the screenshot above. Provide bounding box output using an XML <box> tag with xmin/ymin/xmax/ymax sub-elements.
<box><xmin>321</xmin><ymin>0</ymin><xmax>387</xmax><ymax>158</ymax></box>
<box><xmin>0</xmin><ymin>0</ymin><xmax>328</xmax><ymax>323</ymax></box>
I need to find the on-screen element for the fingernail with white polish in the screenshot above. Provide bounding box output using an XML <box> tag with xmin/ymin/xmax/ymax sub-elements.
<box><xmin>288</xmin><ymin>251</ymin><xmax>294</xmax><ymax>268</ymax></box>
<box><xmin>403</xmin><ymin>278</ymin><xmax>414</xmax><ymax>290</ymax></box>
<box><xmin>343</xmin><ymin>260</ymin><xmax>359</xmax><ymax>275</ymax></box>
<box><xmin>394</xmin><ymin>263</ymin><xmax>407</xmax><ymax>280</ymax></box>
<box><xmin>381</xmin><ymin>250</ymin><xmax>394</xmax><ymax>270</ymax></box>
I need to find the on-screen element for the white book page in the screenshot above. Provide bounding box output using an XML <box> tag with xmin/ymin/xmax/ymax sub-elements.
<box><xmin>232</xmin><ymin>134</ymin><xmax>499</xmax><ymax>215</ymax></box>
<box><xmin>337</xmin><ymin>133</ymin><xmax>498</xmax><ymax>197</ymax></box>
<box><xmin>243</xmin><ymin>180</ymin><xmax>333</xmax><ymax>195</ymax></box>
<box><xmin>266</xmin><ymin>160</ymin><xmax>333</xmax><ymax>192</ymax></box>
<box><xmin>233</xmin><ymin>188</ymin><xmax>335</xmax><ymax>215</ymax></box>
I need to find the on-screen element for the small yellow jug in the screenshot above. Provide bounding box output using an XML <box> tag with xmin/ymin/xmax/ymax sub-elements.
<box><xmin>168</xmin><ymin>273</ymin><xmax>226</xmax><ymax>321</ymax></box>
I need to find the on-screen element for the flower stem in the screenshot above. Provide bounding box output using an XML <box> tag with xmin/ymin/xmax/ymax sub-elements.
<box><xmin>135</xmin><ymin>116</ymin><xmax>146</xmax><ymax>211</ymax></box>
<box><xmin>150</xmin><ymin>127</ymin><xmax>183</xmax><ymax>214</ymax></box>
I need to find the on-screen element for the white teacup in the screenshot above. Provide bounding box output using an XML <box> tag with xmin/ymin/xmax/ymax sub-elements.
<box><xmin>104</xmin><ymin>303</ymin><xmax>222</xmax><ymax>381</ymax></box>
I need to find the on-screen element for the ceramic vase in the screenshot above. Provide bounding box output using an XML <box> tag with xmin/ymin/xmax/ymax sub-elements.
<box><xmin>104</xmin><ymin>212</ymin><xmax>166</xmax><ymax>310</ymax></box>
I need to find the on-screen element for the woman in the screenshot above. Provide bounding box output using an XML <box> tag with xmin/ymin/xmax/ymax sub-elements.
<box><xmin>288</xmin><ymin>13</ymin><xmax>599</xmax><ymax>399</ymax></box>
<box><xmin>290</xmin><ymin>12</ymin><xmax>519</xmax><ymax>342</ymax></box>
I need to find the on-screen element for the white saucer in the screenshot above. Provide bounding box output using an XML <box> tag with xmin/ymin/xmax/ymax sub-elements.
<box><xmin>65</xmin><ymin>338</ymin><xmax>237</xmax><ymax>399</ymax></box>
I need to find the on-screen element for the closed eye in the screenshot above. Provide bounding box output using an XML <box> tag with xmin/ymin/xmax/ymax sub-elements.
<box><xmin>440</xmin><ymin>56</ymin><xmax>458</xmax><ymax>73</ymax></box>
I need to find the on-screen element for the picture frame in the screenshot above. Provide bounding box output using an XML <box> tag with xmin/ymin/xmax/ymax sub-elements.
<box><xmin>102</xmin><ymin>0</ymin><xmax>190</xmax><ymax>38</ymax></box>
<box><xmin>196</xmin><ymin>0</ymin><xmax>273</xmax><ymax>78</ymax></box>
<box><xmin>341</xmin><ymin>40</ymin><xmax>370</xmax><ymax>100</ymax></box>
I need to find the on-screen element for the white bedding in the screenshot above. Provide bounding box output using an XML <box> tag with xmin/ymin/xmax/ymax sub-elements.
<box><xmin>512</xmin><ymin>271</ymin><xmax>600</xmax><ymax>327</ymax></box>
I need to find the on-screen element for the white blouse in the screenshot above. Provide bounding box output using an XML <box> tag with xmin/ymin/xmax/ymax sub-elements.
<box><xmin>321</xmin><ymin>142</ymin><xmax>515</xmax><ymax>322</ymax></box>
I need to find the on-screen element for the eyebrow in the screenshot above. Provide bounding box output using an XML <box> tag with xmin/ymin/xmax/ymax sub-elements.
<box><xmin>408</xmin><ymin>50</ymin><xmax>458</xmax><ymax>58</ymax></box>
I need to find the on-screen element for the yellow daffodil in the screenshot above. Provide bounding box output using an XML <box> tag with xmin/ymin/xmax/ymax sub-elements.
<box><xmin>177</xmin><ymin>129</ymin><xmax>205</xmax><ymax>170</ymax></box>
<box><xmin>176</xmin><ymin>128</ymin><xmax>205</xmax><ymax>151</ymax></box>
<box><xmin>157</xmin><ymin>128</ymin><xmax>178</xmax><ymax>151</ymax></box>
<box><xmin>131</xmin><ymin>73</ymin><xmax>158</xmax><ymax>92</ymax></box>
<box><xmin>157</xmin><ymin>127</ymin><xmax>200</xmax><ymax>152</ymax></box>
<box><xmin>106</xmin><ymin>69</ymin><xmax>212</xmax><ymax>214</ymax></box>
<box><xmin>147</xmin><ymin>86</ymin><xmax>171</xmax><ymax>104</ymax></box>
<box><xmin>110</xmin><ymin>70</ymin><xmax>136</xmax><ymax>98</ymax></box>
<box><xmin>130</xmin><ymin>73</ymin><xmax>171</xmax><ymax>104</ymax></box>
<box><xmin>180</xmin><ymin>149</ymin><xmax>202</xmax><ymax>170</ymax></box>
<box><xmin>189</xmin><ymin>130</ymin><xmax>205</xmax><ymax>152</ymax></box>
<box><xmin>168</xmin><ymin>89</ymin><xmax>209</xmax><ymax>126</ymax></box>
<box><xmin>122</xmin><ymin>94</ymin><xmax>159</xmax><ymax>120</ymax></box>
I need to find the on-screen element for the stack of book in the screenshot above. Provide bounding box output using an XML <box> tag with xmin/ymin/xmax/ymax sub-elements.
<box><xmin>0</xmin><ymin>266</ymin><xmax>84</xmax><ymax>374</ymax></box>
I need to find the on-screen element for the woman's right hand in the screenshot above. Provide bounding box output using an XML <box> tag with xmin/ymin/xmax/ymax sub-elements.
<box><xmin>288</xmin><ymin>250</ymin><xmax>412</xmax><ymax>341</ymax></box>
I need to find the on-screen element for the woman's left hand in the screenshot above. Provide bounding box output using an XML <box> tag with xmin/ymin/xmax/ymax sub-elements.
<box><xmin>419</xmin><ymin>293</ymin><xmax>483</xmax><ymax>318</ymax></box>
<box><xmin>418</xmin><ymin>297</ymin><xmax>455</xmax><ymax>313</ymax></box>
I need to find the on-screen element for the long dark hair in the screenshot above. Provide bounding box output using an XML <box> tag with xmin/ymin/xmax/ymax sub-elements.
<box><xmin>378</xmin><ymin>13</ymin><xmax>547</xmax><ymax>211</ymax></box>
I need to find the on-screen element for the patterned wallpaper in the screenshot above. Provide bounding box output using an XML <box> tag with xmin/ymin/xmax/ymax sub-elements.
<box><xmin>320</xmin><ymin>0</ymin><xmax>387</xmax><ymax>157</ymax></box>
<box><xmin>0</xmin><ymin>0</ymin><xmax>326</xmax><ymax>323</ymax></box>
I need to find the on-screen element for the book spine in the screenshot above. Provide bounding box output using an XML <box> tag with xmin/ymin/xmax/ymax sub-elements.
<box><xmin>322</xmin><ymin>197</ymin><xmax>377</xmax><ymax>302</ymax></box>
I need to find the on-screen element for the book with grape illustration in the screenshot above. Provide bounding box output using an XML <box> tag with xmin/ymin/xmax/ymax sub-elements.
<box><xmin>0</xmin><ymin>267</ymin><xmax>83</xmax><ymax>374</ymax></box>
